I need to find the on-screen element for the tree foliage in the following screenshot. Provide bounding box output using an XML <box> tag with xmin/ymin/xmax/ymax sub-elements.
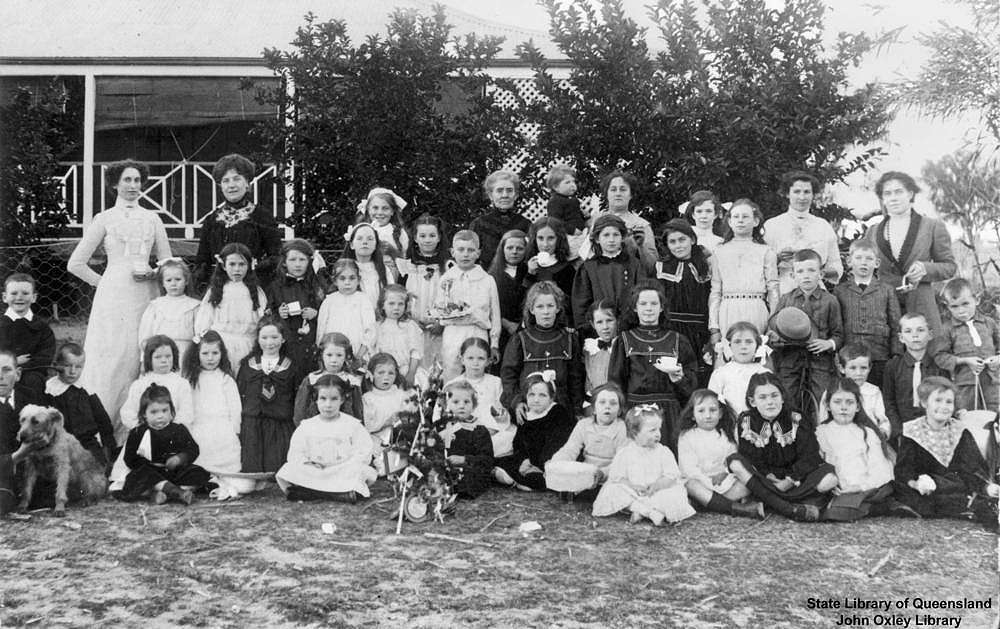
<box><xmin>922</xmin><ymin>149</ymin><xmax>1000</xmax><ymax>246</ymax></box>
<box><xmin>516</xmin><ymin>0</ymin><xmax>891</xmax><ymax>221</ymax></box>
<box><xmin>892</xmin><ymin>0</ymin><xmax>1000</xmax><ymax>145</ymax></box>
<box><xmin>249</xmin><ymin>5</ymin><xmax>522</xmax><ymax>247</ymax></box>
<box><xmin>0</xmin><ymin>84</ymin><xmax>76</xmax><ymax>246</ymax></box>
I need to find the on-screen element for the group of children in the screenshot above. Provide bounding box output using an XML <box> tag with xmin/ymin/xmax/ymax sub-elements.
<box><xmin>0</xmin><ymin>167</ymin><xmax>997</xmax><ymax>528</ymax></box>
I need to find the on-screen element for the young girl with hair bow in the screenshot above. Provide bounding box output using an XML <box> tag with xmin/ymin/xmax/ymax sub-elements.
<box><xmin>708</xmin><ymin>321</ymin><xmax>773</xmax><ymax>416</ymax></box>
<box><xmin>493</xmin><ymin>370</ymin><xmax>575</xmax><ymax>491</ymax></box>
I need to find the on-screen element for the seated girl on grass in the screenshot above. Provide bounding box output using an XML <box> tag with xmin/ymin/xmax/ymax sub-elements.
<box><xmin>276</xmin><ymin>374</ymin><xmax>376</xmax><ymax>503</ymax></box>
<box><xmin>816</xmin><ymin>377</ymin><xmax>903</xmax><ymax>522</ymax></box>
<box><xmin>547</xmin><ymin>383</ymin><xmax>629</xmax><ymax>500</ymax></box>
<box><xmin>677</xmin><ymin>389</ymin><xmax>764</xmax><ymax>520</ymax></box>
<box><xmin>440</xmin><ymin>380</ymin><xmax>494</xmax><ymax>499</ymax></box>
<box><xmin>726</xmin><ymin>372</ymin><xmax>838</xmax><ymax>522</ymax></box>
<box><xmin>592</xmin><ymin>405</ymin><xmax>696</xmax><ymax>526</ymax></box>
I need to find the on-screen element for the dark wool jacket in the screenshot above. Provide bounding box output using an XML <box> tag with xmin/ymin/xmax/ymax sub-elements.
<box><xmin>571</xmin><ymin>251</ymin><xmax>648</xmax><ymax>327</ymax></box>
<box><xmin>469</xmin><ymin>209</ymin><xmax>532</xmax><ymax>269</ymax></box>
<box><xmin>546</xmin><ymin>194</ymin><xmax>586</xmax><ymax>232</ymax></box>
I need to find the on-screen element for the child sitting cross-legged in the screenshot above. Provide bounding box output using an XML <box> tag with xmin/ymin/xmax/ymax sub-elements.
<box><xmin>677</xmin><ymin>389</ymin><xmax>764</xmax><ymax>519</ymax></box>
<box><xmin>893</xmin><ymin>376</ymin><xmax>998</xmax><ymax>528</ymax></box>
<box><xmin>277</xmin><ymin>374</ymin><xmax>376</xmax><ymax>503</ymax></box>
<box><xmin>726</xmin><ymin>372</ymin><xmax>839</xmax><ymax>522</ymax></box>
<box><xmin>494</xmin><ymin>371</ymin><xmax>575</xmax><ymax>491</ymax></box>
<box><xmin>547</xmin><ymin>383</ymin><xmax>629</xmax><ymax>500</ymax></box>
<box><xmin>115</xmin><ymin>384</ymin><xmax>211</xmax><ymax>505</ymax></box>
<box><xmin>592</xmin><ymin>404</ymin><xmax>696</xmax><ymax>526</ymax></box>
<box><xmin>817</xmin><ymin>378</ymin><xmax>908</xmax><ymax>522</ymax></box>
<box><xmin>439</xmin><ymin>380</ymin><xmax>495</xmax><ymax>499</ymax></box>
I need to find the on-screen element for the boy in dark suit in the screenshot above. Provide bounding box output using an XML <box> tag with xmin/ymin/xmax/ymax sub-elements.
<box><xmin>0</xmin><ymin>273</ymin><xmax>56</xmax><ymax>397</ymax></box>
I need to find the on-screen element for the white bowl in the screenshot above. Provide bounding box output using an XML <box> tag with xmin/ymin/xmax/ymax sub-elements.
<box><xmin>544</xmin><ymin>460</ymin><xmax>598</xmax><ymax>492</ymax></box>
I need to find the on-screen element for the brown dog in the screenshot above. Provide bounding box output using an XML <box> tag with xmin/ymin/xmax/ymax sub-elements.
<box><xmin>17</xmin><ymin>404</ymin><xmax>107</xmax><ymax>516</ymax></box>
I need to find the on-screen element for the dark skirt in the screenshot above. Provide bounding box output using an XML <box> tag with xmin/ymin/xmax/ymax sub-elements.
<box><xmin>892</xmin><ymin>476</ymin><xmax>996</xmax><ymax>522</ymax></box>
<box><xmin>241</xmin><ymin>413</ymin><xmax>295</xmax><ymax>473</ymax></box>
<box><xmin>494</xmin><ymin>454</ymin><xmax>546</xmax><ymax>490</ymax></box>
<box><xmin>729</xmin><ymin>452</ymin><xmax>835</xmax><ymax>503</ymax></box>
<box><xmin>454</xmin><ymin>462</ymin><xmax>492</xmax><ymax>498</ymax></box>
<box><xmin>118</xmin><ymin>463</ymin><xmax>211</xmax><ymax>501</ymax></box>
<box><xmin>823</xmin><ymin>483</ymin><xmax>893</xmax><ymax>522</ymax></box>
<box><xmin>670</xmin><ymin>314</ymin><xmax>711</xmax><ymax>389</ymax></box>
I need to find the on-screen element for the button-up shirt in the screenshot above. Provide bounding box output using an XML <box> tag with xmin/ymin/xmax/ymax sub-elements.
<box><xmin>775</xmin><ymin>286</ymin><xmax>844</xmax><ymax>349</ymax></box>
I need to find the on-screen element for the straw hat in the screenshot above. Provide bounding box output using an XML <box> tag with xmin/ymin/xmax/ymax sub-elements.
<box><xmin>769</xmin><ymin>306</ymin><xmax>816</xmax><ymax>343</ymax></box>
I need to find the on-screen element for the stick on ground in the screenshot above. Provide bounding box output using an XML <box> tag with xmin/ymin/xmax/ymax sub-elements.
<box><xmin>477</xmin><ymin>512</ymin><xmax>508</xmax><ymax>533</ymax></box>
<box><xmin>423</xmin><ymin>532</ymin><xmax>495</xmax><ymax>548</ymax></box>
<box><xmin>867</xmin><ymin>550</ymin><xmax>893</xmax><ymax>578</ymax></box>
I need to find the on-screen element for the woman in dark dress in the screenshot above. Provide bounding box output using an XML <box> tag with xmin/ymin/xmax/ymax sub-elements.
<box><xmin>655</xmin><ymin>219</ymin><xmax>712</xmax><ymax>388</ymax></box>
<box><xmin>195</xmin><ymin>154</ymin><xmax>282</xmax><ymax>288</ymax></box>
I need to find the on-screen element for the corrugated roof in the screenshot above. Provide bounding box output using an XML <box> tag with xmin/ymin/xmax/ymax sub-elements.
<box><xmin>0</xmin><ymin>0</ymin><xmax>562</xmax><ymax>62</ymax></box>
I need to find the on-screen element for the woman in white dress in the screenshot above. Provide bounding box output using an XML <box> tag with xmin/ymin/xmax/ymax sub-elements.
<box><xmin>68</xmin><ymin>160</ymin><xmax>172</xmax><ymax>431</ymax></box>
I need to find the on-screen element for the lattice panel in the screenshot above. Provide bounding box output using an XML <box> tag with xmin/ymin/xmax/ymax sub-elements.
<box><xmin>489</xmin><ymin>78</ymin><xmax>601</xmax><ymax>221</ymax></box>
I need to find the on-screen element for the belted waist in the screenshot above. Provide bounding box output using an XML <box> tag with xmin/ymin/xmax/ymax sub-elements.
<box><xmin>722</xmin><ymin>293</ymin><xmax>765</xmax><ymax>299</ymax></box>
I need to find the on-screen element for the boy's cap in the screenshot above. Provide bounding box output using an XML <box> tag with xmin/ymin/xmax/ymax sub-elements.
<box><xmin>769</xmin><ymin>306</ymin><xmax>817</xmax><ymax>343</ymax></box>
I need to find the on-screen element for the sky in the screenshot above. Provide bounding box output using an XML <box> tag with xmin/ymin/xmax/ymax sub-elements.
<box><xmin>448</xmin><ymin>0</ymin><xmax>983</xmax><ymax>215</ymax></box>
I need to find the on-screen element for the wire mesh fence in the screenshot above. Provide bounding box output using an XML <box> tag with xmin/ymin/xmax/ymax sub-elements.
<box><xmin>0</xmin><ymin>242</ymin><xmax>94</xmax><ymax>322</ymax></box>
<box><xmin>0</xmin><ymin>242</ymin><xmax>349</xmax><ymax>326</ymax></box>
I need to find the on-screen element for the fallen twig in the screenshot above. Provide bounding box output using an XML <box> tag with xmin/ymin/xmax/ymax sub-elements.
<box><xmin>192</xmin><ymin>500</ymin><xmax>250</xmax><ymax>509</ymax></box>
<box><xmin>25</xmin><ymin>617</ymin><xmax>43</xmax><ymax>625</ymax></box>
<box><xmin>327</xmin><ymin>540</ymin><xmax>369</xmax><ymax>548</ymax></box>
<box><xmin>506</xmin><ymin>502</ymin><xmax>544</xmax><ymax>510</ymax></box>
<box><xmin>867</xmin><ymin>550</ymin><xmax>893</xmax><ymax>578</ymax></box>
<box><xmin>477</xmin><ymin>512</ymin><xmax>508</xmax><ymax>533</ymax></box>
<box><xmin>423</xmin><ymin>532</ymin><xmax>495</xmax><ymax>548</ymax></box>
<box><xmin>697</xmin><ymin>594</ymin><xmax>720</xmax><ymax>607</ymax></box>
<box><xmin>717</xmin><ymin>514</ymin><xmax>770</xmax><ymax>544</ymax></box>
<box><xmin>421</xmin><ymin>558</ymin><xmax>446</xmax><ymax>570</ymax></box>
<box><xmin>360</xmin><ymin>497</ymin><xmax>396</xmax><ymax>514</ymax></box>
<box><xmin>140</xmin><ymin>507</ymin><xmax>148</xmax><ymax>527</ymax></box>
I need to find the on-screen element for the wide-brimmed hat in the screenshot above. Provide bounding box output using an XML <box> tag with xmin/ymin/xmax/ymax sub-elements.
<box><xmin>769</xmin><ymin>306</ymin><xmax>816</xmax><ymax>343</ymax></box>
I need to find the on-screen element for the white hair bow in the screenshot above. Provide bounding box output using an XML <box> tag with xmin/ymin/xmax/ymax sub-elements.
<box><xmin>344</xmin><ymin>222</ymin><xmax>376</xmax><ymax>243</ymax></box>
<box><xmin>714</xmin><ymin>338</ymin><xmax>733</xmax><ymax>361</ymax></box>
<box><xmin>356</xmin><ymin>187</ymin><xmax>408</xmax><ymax>215</ymax></box>
<box><xmin>527</xmin><ymin>369</ymin><xmax>557</xmax><ymax>388</ymax></box>
<box><xmin>156</xmin><ymin>256</ymin><xmax>186</xmax><ymax>268</ymax></box>
<box><xmin>755</xmin><ymin>337</ymin><xmax>772</xmax><ymax>361</ymax></box>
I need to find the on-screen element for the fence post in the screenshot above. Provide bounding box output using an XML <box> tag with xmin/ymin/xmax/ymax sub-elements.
<box><xmin>82</xmin><ymin>74</ymin><xmax>96</xmax><ymax>226</ymax></box>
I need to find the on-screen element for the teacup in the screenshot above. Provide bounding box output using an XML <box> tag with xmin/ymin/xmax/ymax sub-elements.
<box><xmin>655</xmin><ymin>356</ymin><xmax>678</xmax><ymax>371</ymax></box>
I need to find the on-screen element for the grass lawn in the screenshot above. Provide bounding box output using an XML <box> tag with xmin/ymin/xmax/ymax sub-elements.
<box><xmin>1</xmin><ymin>481</ymin><xmax>997</xmax><ymax>629</ymax></box>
